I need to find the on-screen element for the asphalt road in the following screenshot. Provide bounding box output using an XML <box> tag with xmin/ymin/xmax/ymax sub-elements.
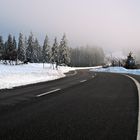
<box><xmin>0</xmin><ymin>70</ymin><xmax>138</xmax><ymax>140</ymax></box>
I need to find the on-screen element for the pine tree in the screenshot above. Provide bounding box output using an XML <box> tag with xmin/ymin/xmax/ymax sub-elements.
<box><xmin>33</xmin><ymin>38</ymin><xmax>40</xmax><ymax>62</ymax></box>
<box><xmin>59</xmin><ymin>34</ymin><xmax>70</xmax><ymax>65</ymax></box>
<box><xmin>27</xmin><ymin>32</ymin><xmax>34</xmax><ymax>62</ymax></box>
<box><xmin>125</xmin><ymin>52</ymin><xmax>136</xmax><ymax>69</ymax></box>
<box><xmin>0</xmin><ymin>36</ymin><xmax>4</xmax><ymax>60</ymax></box>
<box><xmin>13</xmin><ymin>36</ymin><xmax>17</xmax><ymax>50</ymax></box>
<box><xmin>4</xmin><ymin>41</ymin><xmax>8</xmax><ymax>61</ymax></box>
<box><xmin>18</xmin><ymin>33</ymin><xmax>26</xmax><ymax>62</ymax></box>
<box><xmin>7</xmin><ymin>34</ymin><xmax>14</xmax><ymax>61</ymax></box>
<box><xmin>12</xmin><ymin>36</ymin><xmax>17</xmax><ymax>62</ymax></box>
<box><xmin>7</xmin><ymin>34</ymin><xmax>13</xmax><ymax>53</ymax></box>
<box><xmin>42</xmin><ymin>35</ymin><xmax>51</xmax><ymax>63</ymax></box>
<box><xmin>37</xmin><ymin>44</ymin><xmax>42</xmax><ymax>62</ymax></box>
<box><xmin>51</xmin><ymin>37</ymin><xmax>59</xmax><ymax>64</ymax></box>
<box><xmin>24</xmin><ymin>36</ymin><xmax>28</xmax><ymax>61</ymax></box>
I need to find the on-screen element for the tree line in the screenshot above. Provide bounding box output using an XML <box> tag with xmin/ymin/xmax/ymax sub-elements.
<box><xmin>70</xmin><ymin>46</ymin><xmax>104</xmax><ymax>67</ymax></box>
<box><xmin>0</xmin><ymin>33</ymin><xmax>105</xmax><ymax>67</ymax></box>
<box><xmin>0</xmin><ymin>33</ymin><xmax>70</xmax><ymax>66</ymax></box>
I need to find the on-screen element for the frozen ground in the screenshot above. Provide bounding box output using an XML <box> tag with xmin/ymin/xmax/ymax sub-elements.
<box><xmin>0</xmin><ymin>63</ymin><xmax>76</xmax><ymax>90</ymax></box>
<box><xmin>91</xmin><ymin>66</ymin><xmax>140</xmax><ymax>75</ymax></box>
<box><xmin>0</xmin><ymin>63</ymin><xmax>101</xmax><ymax>90</ymax></box>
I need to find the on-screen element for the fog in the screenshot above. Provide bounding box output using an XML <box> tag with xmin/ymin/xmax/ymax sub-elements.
<box><xmin>0</xmin><ymin>0</ymin><xmax>140</xmax><ymax>54</ymax></box>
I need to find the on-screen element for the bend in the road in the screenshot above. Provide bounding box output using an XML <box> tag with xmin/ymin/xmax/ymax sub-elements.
<box><xmin>124</xmin><ymin>74</ymin><xmax>140</xmax><ymax>140</ymax></box>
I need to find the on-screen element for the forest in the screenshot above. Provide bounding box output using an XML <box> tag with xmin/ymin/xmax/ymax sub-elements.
<box><xmin>0</xmin><ymin>33</ymin><xmax>105</xmax><ymax>67</ymax></box>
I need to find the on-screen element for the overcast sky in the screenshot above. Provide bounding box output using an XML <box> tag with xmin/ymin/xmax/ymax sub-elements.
<box><xmin>0</xmin><ymin>0</ymin><xmax>140</xmax><ymax>52</ymax></box>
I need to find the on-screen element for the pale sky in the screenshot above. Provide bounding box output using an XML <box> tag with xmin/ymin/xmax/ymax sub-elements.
<box><xmin>0</xmin><ymin>0</ymin><xmax>140</xmax><ymax>52</ymax></box>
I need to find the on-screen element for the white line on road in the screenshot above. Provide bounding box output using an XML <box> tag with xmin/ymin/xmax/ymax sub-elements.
<box><xmin>125</xmin><ymin>75</ymin><xmax>140</xmax><ymax>140</ymax></box>
<box><xmin>36</xmin><ymin>88</ymin><xmax>61</xmax><ymax>97</ymax></box>
<box><xmin>80</xmin><ymin>80</ymin><xmax>87</xmax><ymax>83</ymax></box>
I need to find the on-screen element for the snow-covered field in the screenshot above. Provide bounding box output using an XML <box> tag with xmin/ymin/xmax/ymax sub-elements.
<box><xmin>0</xmin><ymin>63</ymin><xmax>101</xmax><ymax>90</ymax></box>
<box><xmin>0</xmin><ymin>63</ymin><xmax>76</xmax><ymax>90</ymax></box>
<box><xmin>91</xmin><ymin>66</ymin><xmax>140</xmax><ymax>75</ymax></box>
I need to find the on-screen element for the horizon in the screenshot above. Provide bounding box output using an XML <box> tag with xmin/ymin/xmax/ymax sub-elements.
<box><xmin>0</xmin><ymin>0</ymin><xmax>140</xmax><ymax>53</ymax></box>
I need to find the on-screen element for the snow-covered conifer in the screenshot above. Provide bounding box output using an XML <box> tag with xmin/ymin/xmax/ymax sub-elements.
<box><xmin>0</xmin><ymin>36</ymin><xmax>4</xmax><ymax>60</ymax></box>
<box><xmin>33</xmin><ymin>38</ymin><xmax>41</xmax><ymax>62</ymax></box>
<box><xmin>12</xmin><ymin>36</ymin><xmax>17</xmax><ymax>62</ymax></box>
<box><xmin>27</xmin><ymin>32</ymin><xmax>34</xmax><ymax>62</ymax></box>
<box><xmin>13</xmin><ymin>36</ymin><xmax>17</xmax><ymax>50</ymax></box>
<box><xmin>59</xmin><ymin>34</ymin><xmax>70</xmax><ymax>65</ymax></box>
<box><xmin>7</xmin><ymin>34</ymin><xmax>14</xmax><ymax>62</ymax></box>
<box><xmin>18</xmin><ymin>33</ymin><xmax>26</xmax><ymax>62</ymax></box>
<box><xmin>51</xmin><ymin>37</ymin><xmax>59</xmax><ymax>66</ymax></box>
<box><xmin>42</xmin><ymin>35</ymin><xmax>51</xmax><ymax>63</ymax></box>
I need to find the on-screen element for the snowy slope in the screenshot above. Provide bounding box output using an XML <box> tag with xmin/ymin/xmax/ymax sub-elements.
<box><xmin>0</xmin><ymin>63</ymin><xmax>75</xmax><ymax>89</ymax></box>
<box><xmin>91</xmin><ymin>66</ymin><xmax>140</xmax><ymax>75</ymax></box>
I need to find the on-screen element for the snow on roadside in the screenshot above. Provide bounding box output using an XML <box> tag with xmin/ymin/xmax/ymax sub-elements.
<box><xmin>0</xmin><ymin>63</ymin><xmax>102</xmax><ymax>90</ymax></box>
<box><xmin>73</xmin><ymin>66</ymin><xmax>102</xmax><ymax>70</ymax></box>
<box><xmin>0</xmin><ymin>63</ymin><xmax>75</xmax><ymax>90</ymax></box>
<box><xmin>91</xmin><ymin>66</ymin><xmax>140</xmax><ymax>75</ymax></box>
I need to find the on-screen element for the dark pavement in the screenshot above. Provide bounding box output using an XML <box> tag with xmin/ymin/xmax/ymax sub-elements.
<box><xmin>0</xmin><ymin>70</ymin><xmax>138</xmax><ymax>140</ymax></box>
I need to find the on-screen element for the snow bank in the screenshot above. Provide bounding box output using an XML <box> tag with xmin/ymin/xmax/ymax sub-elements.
<box><xmin>0</xmin><ymin>63</ymin><xmax>75</xmax><ymax>89</ymax></box>
<box><xmin>91</xmin><ymin>66</ymin><xmax>140</xmax><ymax>75</ymax></box>
<box><xmin>75</xmin><ymin>66</ymin><xmax>102</xmax><ymax>70</ymax></box>
<box><xmin>0</xmin><ymin>63</ymin><xmax>102</xmax><ymax>90</ymax></box>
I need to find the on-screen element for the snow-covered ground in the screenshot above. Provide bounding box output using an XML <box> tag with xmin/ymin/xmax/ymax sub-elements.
<box><xmin>91</xmin><ymin>66</ymin><xmax>140</xmax><ymax>75</ymax></box>
<box><xmin>0</xmin><ymin>63</ymin><xmax>76</xmax><ymax>90</ymax></box>
<box><xmin>0</xmin><ymin>63</ymin><xmax>101</xmax><ymax>90</ymax></box>
<box><xmin>2</xmin><ymin>63</ymin><xmax>139</xmax><ymax>90</ymax></box>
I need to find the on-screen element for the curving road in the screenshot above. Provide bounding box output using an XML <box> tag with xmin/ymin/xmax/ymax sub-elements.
<box><xmin>0</xmin><ymin>70</ymin><xmax>139</xmax><ymax>140</ymax></box>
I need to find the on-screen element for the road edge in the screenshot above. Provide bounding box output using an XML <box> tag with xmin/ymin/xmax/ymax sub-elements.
<box><xmin>125</xmin><ymin>75</ymin><xmax>140</xmax><ymax>140</ymax></box>
<box><xmin>64</xmin><ymin>70</ymin><xmax>77</xmax><ymax>77</ymax></box>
